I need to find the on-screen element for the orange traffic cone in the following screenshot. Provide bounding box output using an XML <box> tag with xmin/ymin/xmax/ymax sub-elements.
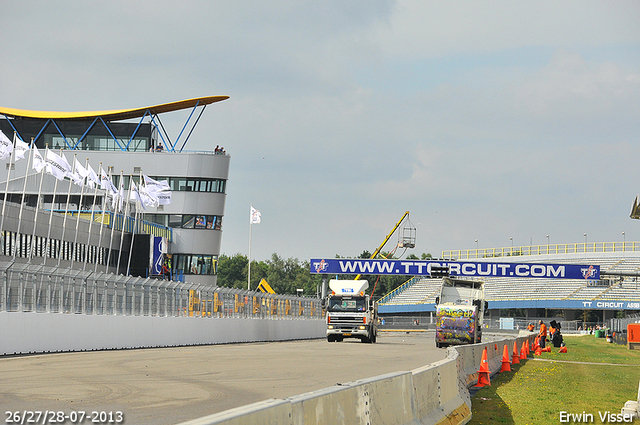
<box><xmin>542</xmin><ymin>346</ymin><xmax>551</xmax><ymax>353</ymax></box>
<box><xmin>524</xmin><ymin>339</ymin><xmax>530</xmax><ymax>355</ymax></box>
<box><xmin>558</xmin><ymin>346</ymin><xmax>567</xmax><ymax>353</ymax></box>
<box><xmin>475</xmin><ymin>347</ymin><xmax>491</xmax><ymax>387</ymax></box>
<box><xmin>511</xmin><ymin>341</ymin><xmax>520</xmax><ymax>364</ymax></box>
<box><xmin>500</xmin><ymin>345</ymin><xmax>511</xmax><ymax>372</ymax></box>
<box><xmin>534</xmin><ymin>347</ymin><xmax>542</xmax><ymax>356</ymax></box>
<box><xmin>520</xmin><ymin>346</ymin><xmax>527</xmax><ymax>360</ymax></box>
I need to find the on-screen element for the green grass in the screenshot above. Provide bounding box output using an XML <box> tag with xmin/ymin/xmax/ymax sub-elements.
<box><xmin>469</xmin><ymin>335</ymin><xmax>640</xmax><ymax>424</ymax></box>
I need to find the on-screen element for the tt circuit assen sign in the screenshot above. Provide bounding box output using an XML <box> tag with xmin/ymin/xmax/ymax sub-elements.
<box><xmin>310</xmin><ymin>258</ymin><xmax>600</xmax><ymax>280</ymax></box>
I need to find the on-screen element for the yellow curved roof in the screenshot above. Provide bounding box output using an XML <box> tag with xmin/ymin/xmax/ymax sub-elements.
<box><xmin>0</xmin><ymin>95</ymin><xmax>229</xmax><ymax>121</ymax></box>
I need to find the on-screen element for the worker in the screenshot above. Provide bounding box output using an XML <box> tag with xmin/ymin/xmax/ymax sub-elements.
<box><xmin>526</xmin><ymin>323</ymin><xmax>535</xmax><ymax>332</ymax></box>
<box><xmin>538</xmin><ymin>320</ymin><xmax>548</xmax><ymax>349</ymax></box>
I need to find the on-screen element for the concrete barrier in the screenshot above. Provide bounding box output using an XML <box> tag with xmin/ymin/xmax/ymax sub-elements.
<box><xmin>0</xmin><ymin>311</ymin><xmax>326</xmax><ymax>355</ymax></box>
<box><xmin>178</xmin><ymin>334</ymin><xmax>537</xmax><ymax>425</ymax></box>
<box><xmin>178</xmin><ymin>399</ymin><xmax>294</xmax><ymax>425</ymax></box>
<box><xmin>621</xmin><ymin>381</ymin><xmax>640</xmax><ymax>420</ymax></box>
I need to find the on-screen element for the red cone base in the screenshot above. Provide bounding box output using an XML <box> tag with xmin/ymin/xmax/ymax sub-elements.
<box><xmin>500</xmin><ymin>345</ymin><xmax>511</xmax><ymax>372</ymax></box>
<box><xmin>474</xmin><ymin>372</ymin><xmax>491</xmax><ymax>387</ymax></box>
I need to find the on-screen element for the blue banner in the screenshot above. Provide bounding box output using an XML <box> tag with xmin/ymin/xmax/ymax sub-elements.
<box><xmin>310</xmin><ymin>258</ymin><xmax>600</xmax><ymax>280</ymax></box>
<box><xmin>379</xmin><ymin>299</ymin><xmax>640</xmax><ymax>314</ymax></box>
<box><xmin>151</xmin><ymin>236</ymin><xmax>163</xmax><ymax>275</ymax></box>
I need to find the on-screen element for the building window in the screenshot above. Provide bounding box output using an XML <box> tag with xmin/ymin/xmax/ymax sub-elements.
<box><xmin>146</xmin><ymin>214</ymin><xmax>223</xmax><ymax>231</ymax></box>
<box><xmin>174</xmin><ymin>254</ymin><xmax>217</xmax><ymax>275</ymax></box>
<box><xmin>150</xmin><ymin>176</ymin><xmax>226</xmax><ymax>194</ymax></box>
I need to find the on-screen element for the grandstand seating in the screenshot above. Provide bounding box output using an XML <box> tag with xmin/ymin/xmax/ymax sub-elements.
<box><xmin>382</xmin><ymin>277</ymin><xmax>442</xmax><ymax>305</ymax></box>
<box><xmin>379</xmin><ymin>250</ymin><xmax>640</xmax><ymax>306</ymax></box>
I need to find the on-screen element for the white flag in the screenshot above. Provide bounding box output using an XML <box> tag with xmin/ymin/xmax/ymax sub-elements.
<box><xmin>86</xmin><ymin>164</ymin><xmax>100</xmax><ymax>188</ymax></box>
<box><xmin>70</xmin><ymin>158</ymin><xmax>86</xmax><ymax>186</ymax></box>
<box><xmin>0</xmin><ymin>130</ymin><xmax>13</xmax><ymax>160</ymax></box>
<box><xmin>250</xmin><ymin>206</ymin><xmax>261</xmax><ymax>224</ymax></box>
<box><xmin>115</xmin><ymin>181</ymin><xmax>125</xmax><ymax>212</ymax></box>
<box><xmin>143</xmin><ymin>174</ymin><xmax>170</xmax><ymax>192</ymax></box>
<box><xmin>129</xmin><ymin>181</ymin><xmax>145</xmax><ymax>210</ymax></box>
<box><xmin>156</xmin><ymin>190</ymin><xmax>172</xmax><ymax>205</ymax></box>
<box><xmin>112</xmin><ymin>180</ymin><xmax>125</xmax><ymax>212</ymax></box>
<box><xmin>139</xmin><ymin>184</ymin><xmax>159</xmax><ymax>208</ymax></box>
<box><xmin>32</xmin><ymin>146</ymin><xmax>45</xmax><ymax>172</ymax></box>
<box><xmin>45</xmin><ymin>150</ymin><xmax>72</xmax><ymax>181</ymax></box>
<box><xmin>100</xmin><ymin>167</ymin><xmax>117</xmax><ymax>194</ymax></box>
<box><xmin>14</xmin><ymin>138</ymin><xmax>30</xmax><ymax>161</ymax></box>
<box><xmin>74</xmin><ymin>158</ymin><xmax>89</xmax><ymax>178</ymax></box>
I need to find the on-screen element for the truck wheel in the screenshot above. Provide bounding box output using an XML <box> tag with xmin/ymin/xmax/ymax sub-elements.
<box><xmin>361</xmin><ymin>337</ymin><xmax>370</xmax><ymax>343</ymax></box>
<box><xmin>327</xmin><ymin>335</ymin><xmax>334</xmax><ymax>343</ymax></box>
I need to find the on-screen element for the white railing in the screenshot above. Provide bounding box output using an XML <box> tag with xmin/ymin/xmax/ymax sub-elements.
<box><xmin>443</xmin><ymin>241</ymin><xmax>640</xmax><ymax>260</ymax></box>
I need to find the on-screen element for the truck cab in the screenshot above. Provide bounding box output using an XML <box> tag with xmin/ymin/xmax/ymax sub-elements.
<box><xmin>325</xmin><ymin>279</ymin><xmax>378</xmax><ymax>343</ymax></box>
<box><xmin>435</xmin><ymin>277</ymin><xmax>485</xmax><ymax>348</ymax></box>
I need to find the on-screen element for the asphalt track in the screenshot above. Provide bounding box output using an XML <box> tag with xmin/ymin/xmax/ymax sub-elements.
<box><xmin>0</xmin><ymin>331</ymin><xmax>446</xmax><ymax>425</ymax></box>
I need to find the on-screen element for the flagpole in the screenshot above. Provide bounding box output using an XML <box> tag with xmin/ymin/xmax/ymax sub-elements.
<box><xmin>248</xmin><ymin>213</ymin><xmax>252</xmax><ymax>291</ymax></box>
<box><xmin>126</xmin><ymin>175</ymin><xmax>141</xmax><ymax>277</ymax></box>
<box><xmin>13</xmin><ymin>138</ymin><xmax>34</xmax><ymax>261</ymax></box>
<box><xmin>93</xmin><ymin>190</ymin><xmax>111</xmax><ymax>273</ymax></box>
<box><xmin>29</xmin><ymin>144</ymin><xmax>46</xmax><ymax>263</ymax></box>
<box><xmin>43</xmin><ymin>146</ymin><xmax>60</xmax><ymax>266</ymax></box>
<box><xmin>69</xmin><ymin>157</ymin><xmax>89</xmax><ymax>271</ymax></box>
<box><xmin>0</xmin><ymin>132</ymin><xmax>17</xmax><ymax>251</ymax></box>
<box><xmin>92</xmin><ymin>163</ymin><xmax>108</xmax><ymax>273</ymax></box>
<box><xmin>85</xmin><ymin>163</ymin><xmax>101</xmax><ymax>271</ymax></box>
<box><xmin>105</xmin><ymin>169</ymin><xmax>117</xmax><ymax>274</ymax></box>
<box><xmin>116</xmin><ymin>171</ymin><xmax>130</xmax><ymax>275</ymax></box>
<box><xmin>56</xmin><ymin>152</ymin><xmax>77</xmax><ymax>267</ymax></box>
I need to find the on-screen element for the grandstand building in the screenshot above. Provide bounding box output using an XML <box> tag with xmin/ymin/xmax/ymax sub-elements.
<box><xmin>0</xmin><ymin>96</ymin><xmax>229</xmax><ymax>286</ymax></box>
<box><xmin>378</xmin><ymin>244</ymin><xmax>640</xmax><ymax>325</ymax></box>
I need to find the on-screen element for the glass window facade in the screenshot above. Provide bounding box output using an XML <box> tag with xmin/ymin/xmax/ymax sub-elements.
<box><xmin>48</xmin><ymin>135</ymin><xmax>149</xmax><ymax>152</ymax></box>
<box><xmin>145</xmin><ymin>214</ymin><xmax>222</xmax><ymax>230</ymax></box>
<box><xmin>149</xmin><ymin>177</ymin><xmax>226</xmax><ymax>194</ymax></box>
<box><xmin>174</xmin><ymin>254</ymin><xmax>217</xmax><ymax>275</ymax></box>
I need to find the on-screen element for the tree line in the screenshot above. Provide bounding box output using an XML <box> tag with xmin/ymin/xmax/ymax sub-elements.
<box><xmin>216</xmin><ymin>251</ymin><xmax>432</xmax><ymax>298</ymax></box>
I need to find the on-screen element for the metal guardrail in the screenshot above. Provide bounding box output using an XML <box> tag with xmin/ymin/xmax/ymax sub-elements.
<box><xmin>0</xmin><ymin>262</ymin><xmax>322</xmax><ymax>320</ymax></box>
<box><xmin>377</xmin><ymin>276</ymin><xmax>419</xmax><ymax>304</ymax></box>
<box><xmin>443</xmin><ymin>241</ymin><xmax>640</xmax><ymax>260</ymax></box>
<box><xmin>610</xmin><ymin>313</ymin><xmax>640</xmax><ymax>333</ymax></box>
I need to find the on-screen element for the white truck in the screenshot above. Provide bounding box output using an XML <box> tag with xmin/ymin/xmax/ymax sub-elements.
<box><xmin>325</xmin><ymin>279</ymin><xmax>378</xmax><ymax>343</ymax></box>
<box><xmin>434</xmin><ymin>277</ymin><xmax>486</xmax><ymax>348</ymax></box>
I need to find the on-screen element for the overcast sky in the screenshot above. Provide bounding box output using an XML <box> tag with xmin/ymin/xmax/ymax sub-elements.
<box><xmin>2</xmin><ymin>1</ymin><xmax>639</xmax><ymax>262</ymax></box>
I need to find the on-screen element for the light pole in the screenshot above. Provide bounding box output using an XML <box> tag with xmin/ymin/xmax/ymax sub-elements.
<box><xmin>546</xmin><ymin>234</ymin><xmax>549</xmax><ymax>245</ymax></box>
<box><xmin>583</xmin><ymin>233</ymin><xmax>587</xmax><ymax>246</ymax></box>
<box><xmin>622</xmin><ymin>232</ymin><xmax>626</xmax><ymax>250</ymax></box>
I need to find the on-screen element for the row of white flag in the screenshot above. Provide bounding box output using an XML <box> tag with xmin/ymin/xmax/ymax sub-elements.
<box><xmin>0</xmin><ymin>130</ymin><xmax>171</xmax><ymax>212</ymax></box>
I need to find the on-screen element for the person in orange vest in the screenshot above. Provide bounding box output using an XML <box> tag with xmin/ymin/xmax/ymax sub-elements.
<box><xmin>526</xmin><ymin>323</ymin><xmax>535</xmax><ymax>332</ymax></box>
<box><xmin>538</xmin><ymin>320</ymin><xmax>548</xmax><ymax>349</ymax></box>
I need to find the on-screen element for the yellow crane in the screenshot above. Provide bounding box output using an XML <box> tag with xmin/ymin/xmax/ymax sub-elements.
<box><xmin>355</xmin><ymin>211</ymin><xmax>415</xmax><ymax>280</ymax></box>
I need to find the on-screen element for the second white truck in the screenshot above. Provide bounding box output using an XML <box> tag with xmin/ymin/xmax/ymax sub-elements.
<box><xmin>434</xmin><ymin>277</ymin><xmax>486</xmax><ymax>348</ymax></box>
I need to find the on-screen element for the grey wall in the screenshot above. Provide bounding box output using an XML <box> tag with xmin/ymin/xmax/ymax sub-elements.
<box><xmin>0</xmin><ymin>311</ymin><xmax>325</xmax><ymax>355</ymax></box>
